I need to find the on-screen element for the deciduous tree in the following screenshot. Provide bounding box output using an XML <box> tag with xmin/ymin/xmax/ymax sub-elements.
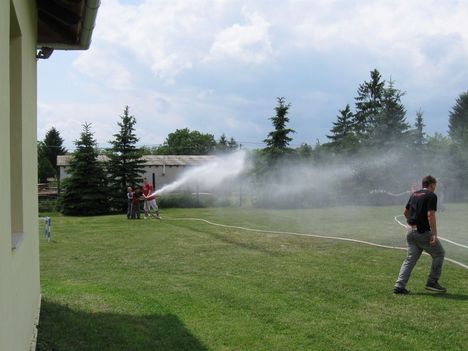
<box><xmin>161</xmin><ymin>128</ymin><xmax>216</xmax><ymax>155</ymax></box>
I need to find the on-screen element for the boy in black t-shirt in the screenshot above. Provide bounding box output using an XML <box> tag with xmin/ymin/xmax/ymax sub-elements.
<box><xmin>394</xmin><ymin>175</ymin><xmax>446</xmax><ymax>294</ymax></box>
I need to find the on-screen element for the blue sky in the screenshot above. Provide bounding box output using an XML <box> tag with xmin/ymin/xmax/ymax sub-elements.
<box><xmin>37</xmin><ymin>0</ymin><xmax>468</xmax><ymax>150</ymax></box>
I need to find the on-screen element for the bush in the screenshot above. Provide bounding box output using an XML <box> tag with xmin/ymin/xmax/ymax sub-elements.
<box><xmin>39</xmin><ymin>198</ymin><xmax>59</xmax><ymax>213</ymax></box>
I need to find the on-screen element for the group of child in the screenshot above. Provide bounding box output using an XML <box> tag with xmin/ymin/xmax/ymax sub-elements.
<box><xmin>126</xmin><ymin>178</ymin><xmax>161</xmax><ymax>220</ymax></box>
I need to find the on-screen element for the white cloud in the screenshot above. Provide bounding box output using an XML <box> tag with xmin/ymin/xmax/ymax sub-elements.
<box><xmin>73</xmin><ymin>45</ymin><xmax>134</xmax><ymax>90</ymax></box>
<box><xmin>37</xmin><ymin>101</ymin><xmax>120</xmax><ymax>148</ymax></box>
<box><xmin>288</xmin><ymin>1</ymin><xmax>468</xmax><ymax>68</ymax></box>
<box><xmin>86</xmin><ymin>0</ymin><xmax>221</xmax><ymax>82</ymax></box>
<box><xmin>39</xmin><ymin>0</ymin><xmax>468</xmax><ymax>149</ymax></box>
<box><xmin>207</xmin><ymin>8</ymin><xmax>273</xmax><ymax>63</ymax></box>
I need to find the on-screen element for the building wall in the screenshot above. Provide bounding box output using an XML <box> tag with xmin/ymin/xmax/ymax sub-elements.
<box><xmin>0</xmin><ymin>0</ymin><xmax>41</xmax><ymax>350</ymax></box>
<box><xmin>143</xmin><ymin>165</ymin><xmax>189</xmax><ymax>190</ymax></box>
<box><xmin>60</xmin><ymin>164</ymin><xmax>196</xmax><ymax>191</ymax></box>
<box><xmin>58</xmin><ymin>156</ymin><xmax>219</xmax><ymax>193</ymax></box>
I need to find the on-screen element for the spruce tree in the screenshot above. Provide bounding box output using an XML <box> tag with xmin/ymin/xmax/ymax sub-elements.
<box><xmin>413</xmin><ymin>109</ymin><xmax>426</xmax><ymax>147</ymax></box>
<box><xmin>353</xmin><ymin>69</ymin><xmax>385</xmax><ymax>140</ymax></box>
<box><xmin>216</xmin><ymin>134</ymin><xmax>228</xmax><ymax>152</ymax></box>
<box><xmin>106</xmin><ymin>106</ymin><xmax>145</xmax><ymax>212</ymax></box>
<box><xmin>61</xmin><ymin>123</ymin><xmax>108</xmax><ymax>215</ymax></box>
<box><xmin>411</xmin><ymin>109</ymin><xmax>426</xmax><ymax>177</ymax></box>
<box><xmin>227</xmin><ymin>137</ymin><xmax>239</xmax><ymax>151</ymax></box>
<box><xmin>44</xmin><ymin>127</ymin><xmax>67</xmax><ymax>168</ymax></box>
<box><xmin>448</xmin><ymin>91</ymin><xmax>468</xmax><ymax>196</ymax></box>
<box><xmin>37</xmin><ymin>141</ymin><xmax>55</xmax><ymax>183</ymax></box>
<box><xmin>327</xmin><ymin>104</ymin><xmax>357</xmax><ymax>152</ymax></box>
<box><xmin>263</xmin><ymin>97</ymin><xmax>295</xmax><ymax>161</ymax></box>
<box><xmin>370</xmin><ymin>79</ymin><xmax>410</xmax><ymax>147</ymax></box>
<box><xmin>448</xmin><ymin>91</ymin><xmax>468</xmax><ymax>145</ymax></box>
<box><xmin>39</xmin><ymin>127</ymin><xmax>67</xmax><ymax>180</ymax></box>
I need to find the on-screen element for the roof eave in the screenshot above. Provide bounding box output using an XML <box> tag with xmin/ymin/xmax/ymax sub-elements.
<box><xmin>37</xmin><ymin>0</ymin><xmax>100</xmax><ymax>51</ymax></box>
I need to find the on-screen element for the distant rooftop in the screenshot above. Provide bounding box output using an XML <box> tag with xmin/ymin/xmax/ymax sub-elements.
<box><xmin>57</xmin><ymin>155</ymin><xmax>219</xmax><ymax>167</ymax></box>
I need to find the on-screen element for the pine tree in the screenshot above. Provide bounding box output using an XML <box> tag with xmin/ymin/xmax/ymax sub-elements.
<box><xmin>448</xmin><ymin>91</ymin><xmax>468</xmax><ymax>145</ymax></box>
<box><xmin>227</xmin><ymin>137</ymin><xmax>239</xmax><ymax>150</ymax></box>
<box><xmin>410</xmin><ymin>109</ymin><xmax>427</xmax><ymax>177</ymax></box>
<box><xmin>370</xmin><ymin>79</ymin><xmax>410</xmax><ymax>147</ymax></box>
<box><xmin>448</xmin><ymin>91</ymin><xmax>468</xmax><ymax>196</ymax></box>
<box><xmin>353</xmin><ymin>69</ymin><xmax>385</xmax><ymax>139</ymax></box>
<box><xmin>413</xmin><ymin>109</ymin><xmax>426</xmax><ymax>147</ymax></box>
<box><xmin>37</xmin><ymin>141</ymin><xmax>55</xmax><ymax>183</ymax></box>
<box><xmin>216</xmin><ymin>134</ymin><xmax>239</xmax><ymax>153</ymax></box>
<box><xmin>327</xmin><ymin>104</ymin><xmax>357</xmax><ymax>152</ymax></box>
<box><xmin>263</xmin><ymin>97</ymin><xmax>295</xmax><ymax>161</ymax></box>
<box><xmin>61</xmin><ymin>123</ymin><xmax>108</xmax><ymax>215</ymax></box>
<box><xmin>216</xmin><ymin>134</ymin><xmax>228</xmax><ymax>152</ymax></box>
<box><xmin>106</xmin><ymin>106</ymin><xmax>146</xmax><ymax>212</ymax></box>
<box><xmin>40</xmin><ymin>127</ymin><xmax>67</xmax><ymax>180</ymax></box>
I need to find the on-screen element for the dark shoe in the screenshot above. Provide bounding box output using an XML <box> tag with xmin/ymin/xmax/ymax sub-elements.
<box><xmin>394</xmin><ymin>286</ymin><xmax>410</xmax><ymax>294</ymax></box>
<box><xmin>425</xmin><ymin>281</ymin><xmax>447</xmax><ymax>293</ymax></box>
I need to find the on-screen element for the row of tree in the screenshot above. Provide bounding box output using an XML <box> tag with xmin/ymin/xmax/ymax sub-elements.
<box><xmin>39</xmin><ymin>69</ymin><xmax>468</xmax><ymax>214</ymax></box>
<box><xmin>38</xmin><ymin>106</ymin><xmax>240</xmax><ymax>215</ymax></box>
<box><xmin>250</xmin><ymin>69</ymin><xmax>468</xmax><ymax>204</ymax></box>
<box><xmin>38</xmin><ymin>110</ymin><xmax>239</xmax><ymax>184</ymax></box>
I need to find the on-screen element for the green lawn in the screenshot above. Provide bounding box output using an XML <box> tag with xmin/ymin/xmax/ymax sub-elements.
<box><xmin>37</xmin><ymin>205</ymin><xmax>468</xmax><ymax>350</ymax></box>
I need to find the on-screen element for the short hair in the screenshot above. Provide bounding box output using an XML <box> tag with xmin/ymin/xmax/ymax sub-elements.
<box><xmin>422</xmin><ymin>175</ymin><xmax>437</xmax><ymax>188</ymax></box>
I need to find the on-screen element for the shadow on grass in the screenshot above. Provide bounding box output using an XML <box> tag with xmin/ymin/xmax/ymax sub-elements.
<box><xmin>413</xmin><ymin>292</ymin><xmax>468</xmax><ymax>300</ymax></box>
<box><xmin>169</xmin><ymin>220</ymin><xmax>285</xmax><ymax>257</ymax></box>
<box><xmin>36</xmin><ymin>299</ymin><xmax>208</xmax><ymax>351</ymax></box>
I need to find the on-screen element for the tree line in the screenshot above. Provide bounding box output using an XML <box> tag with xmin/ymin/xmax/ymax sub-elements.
<box><xmin>38</xmin><ymin>69</ymin><xmax>468</xmax><ymax>214</ymax></box>
<box><xmin>250</xmin><ymin>69</ymin><xmax>468</xmax><ymax>206</ymax></box>
<box><xmin>38</xmin><ymin>106</ymin><xmax>239</xmax><ymax>215</ymax></box>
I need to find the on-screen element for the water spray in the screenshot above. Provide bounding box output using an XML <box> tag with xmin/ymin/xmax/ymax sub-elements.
<box><xmin>151</xmin><ymin>150</ymin><xmax>247</xmax><ymax>197</ymax></box>
<box><xmin>370</xmin><ymin>189</ymin><xmax>410</xmax><ymax>197</ymax></box>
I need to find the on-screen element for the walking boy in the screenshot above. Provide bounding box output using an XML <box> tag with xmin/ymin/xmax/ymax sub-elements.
<box><xmin>394</xmin><ymin>175</ymin><xmax>446</xmax><ymax>294</ymax></box>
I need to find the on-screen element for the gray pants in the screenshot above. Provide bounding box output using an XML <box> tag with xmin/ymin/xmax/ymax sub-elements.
<box><xmin>395</xmin><ymin>229</ymin><xmax>445</xmax><ymax>288</ymax></box>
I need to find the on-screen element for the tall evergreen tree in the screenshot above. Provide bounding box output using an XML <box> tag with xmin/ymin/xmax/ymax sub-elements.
<box><xmin>413</xmin><ymin>109</ymin><xmax>426</xmax><ymax>146</ymax></box>
<box><xmin>370</xmin><ymin>79</ymin><xmax>410</xmax><ymax>147</ymax></box>
<box><xmin>326</xmin><ymin>104</ymin><xmax>357</xmax><ymax>152</ymax></box>
<box><xmin>410</xmin><ymin>109</ymin><xmax>427</xmax><ymax>177</ymax></box>
<box><xmin>216</xmin><ymin>134</ymin><xmax>239</xmax><ymax>153</ymax></box>
<box><xmin>37</xmin><ymin>141</ymin><xmax>55</xmax><ymax>183</ymax></box>
<box><xmin>40</xmin><ymin>127</ymin><xmax>67</xmax><ymax>180</ymax></box>
<box><xmin>61</xmin><ymin>123</ymin><xmax>108</xmax><ymax>215</ymax></box>
<box><xmin>216</xmin><ymin>134</ymin><xmax>229</xmax><ymax>152</ymax></box>
<box><xmin>263</xmin><ymin>97</ymin><xmax>295</xmax><ymax>161</ymax></box>
<box><xmin>106</xmin><ymin>106</ymin><xmax>145</xmax><ymax>212</ymax></box>
<box><xmin>353</xmin><ymin>69</ymin><xmax>385</xmax><ymax>139</ymax></box>
<box><xmin>227</xmin><ymin>137</ymin><xmax>239</xmax><ymax>150</ymax></box>
<box><xmin>448</xmin><ymin>91</ymin><xmax>468</xmax><ymax>196</ymax></box>
<box><xmin>448</xmin><ymin>91</ymin><xmax>468</xmax><ymax>145</ymax></box>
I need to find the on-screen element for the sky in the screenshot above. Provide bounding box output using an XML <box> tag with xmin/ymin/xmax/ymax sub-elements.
<box><xmin>37</xmin><ymin>0</ymin><xmax>468</xmax><ymax>150</ymax></box>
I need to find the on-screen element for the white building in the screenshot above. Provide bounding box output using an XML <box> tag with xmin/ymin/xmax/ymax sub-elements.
<box><xmin>57</xmin><ymin>154</ymin><xmax>219</xmax><ymax>191</ymax></box>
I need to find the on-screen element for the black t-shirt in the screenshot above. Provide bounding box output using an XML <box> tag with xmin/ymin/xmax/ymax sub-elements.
<box><xmin>405</xmin><ymin>189</ymin><xmax>437</xmax><ymax>233</ymax></box>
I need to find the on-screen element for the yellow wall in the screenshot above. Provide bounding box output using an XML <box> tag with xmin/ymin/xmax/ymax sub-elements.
<box><xmin>0</xmin><ymin>0</ymin><xmax>41</xmax><ymax>350</ymax></box>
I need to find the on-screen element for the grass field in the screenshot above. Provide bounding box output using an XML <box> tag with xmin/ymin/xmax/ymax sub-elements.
<box><xmin>37</xmin><ymin>204</ymin><xmax>468</xmax><ymax>350</ymax></box>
